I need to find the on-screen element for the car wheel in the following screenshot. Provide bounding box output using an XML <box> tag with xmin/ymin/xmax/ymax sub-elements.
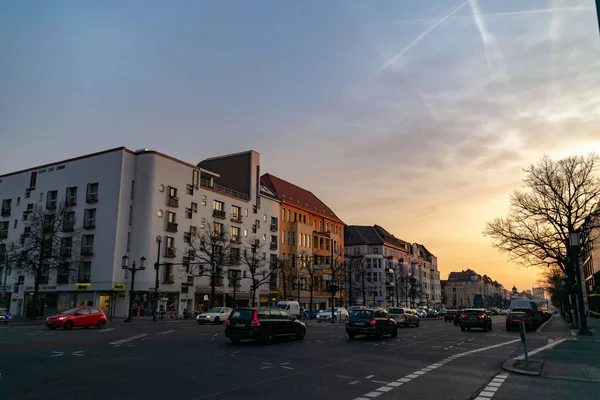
<box><xmin>64</xmin><ymin>321</ymin><xmax>74</xmax><ymax>330</ymax></box>
<box><xmin>376</xmin><ymin>327</ymin><xmax>384</xmax><ymax>340</ymax></box>
<box><xmin>197</xmin><ymin>321</ymin><xmax>204</xmax><ymax>325</ymax></box>
<box><xmin>296</xmin><ymin>328</ymin><xmax>306</xmax><ymax>341</ymax></box>
<box><xmin>391</xmin><ymin>327</ymin><xmax>398</xmax><ymax>338</ymax></box>
<box><xmin>317</xmin><ymin>319</ymin><xmax>321</xmax><ymax>323</ymax></box>
<box><xmin>230</xmin><ymin>338</ymin><xmax>241</xmax><ymax>344</ymax></box>
<box><xmin>213</xmin><ymin>317</ymin><xmax>220</xmax><ymax>325</ymax></box>
<box><xmin>461</xmin><ymin>325</ymin><xmax>465</xmax><ymax>331</ymax></box>
<box><xmin>47</xmin><ymin>327</ymin><xmax>56</xmax><ymax>330</ymax></box>
<box><xmin>97</xmin><ymin>319</ymin><xmax>106</xmax><ymax>329</ymax></box>
<box><xmin>83</xmin><ymin>326</ymin><xmax>89</xmax><ymax>329</ymax></box>
<box><xmin>416</xmin><ymin>320</ymin><xmax>420</xmax><ymax>327</ymax></box>
<box><xmin>347</xmin><ymin>333</ymin><xmax>356</xmax><ymax>340</ymax></box>
<box><xmin>263</xmin><ymin>328</ymin><xmax>274</xmax><ymax>345</ymax></box>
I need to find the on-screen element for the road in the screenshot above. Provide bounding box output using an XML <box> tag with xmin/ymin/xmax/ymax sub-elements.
<box><xmin>0</xmin><ymin>316</ymin><xmax>593</xmax><ymax>400</ymax></box>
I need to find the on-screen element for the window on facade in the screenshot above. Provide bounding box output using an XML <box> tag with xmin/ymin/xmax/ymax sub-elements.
<box><xmin>60</xmin><ymin>237</ymin><xmax>72</xmax><ymax>258</ymax></box>
<box><xmin>243</xmin><ymin>228</ymin><xmax>247</xmax><ymax>237</ymax></box>
<box><xmin>84</xmin><ymin>209</ymin><xmax>96</xmax><ymax>229</ymax></box>
<box><xmin>57</xmin><ymin>263</ymin><xmax>70</xmax><ymax>284</ymax></box>
<box><xmin>63</xmin><ymin>212</ymin><xmax>75</xmax><ymax>232</ymax></box>
<box><xmin>200</xmin><ymin>218</ymin><xmax>206</xmax><ymax>229</ymax></box>
<box><xmin>46</xmin><ymin>190</ymin><xmax>58</xmax><ymax>209</ymax></box>
<box><xmin>231</xmin><ymin>226</ymin><xmax>240</xmax><ymax>241</ymax></box>
<box><xmin>231</xmin><ymin>205</ymin><xmax>241</xmax><ymax>220</ymax></box>
<box><xmin>163</xmin><ymin>263</ymin><xmax>174</xmax><ymax>282</ymax></box>
<box><xmin>230</xmin><ymin>248</ymin><xmax>241</xmax><ymax>265</ymax></box>
<box><xmin>213</xmin><ymin>200</ymin><xmax>224</xmax><ymax>211</ymax></box>
<box><xmin>213</xmin><ymin>222</ymin><xmax>223</xmax><ymax>235</ymax></box>
<box><xmin>165</xmin><ymin>237</ymin><xmax>175</xmax><ymax>256</ymax></box>
<box><xmin>81</xmin><ymin>235</ymin><xmax>94</xmax><ymax>255</ymax></box>
<box><xmin>86</xmin><ymin>183</ymin><xmax>99</xmax><ymax>203</ymax></box>
<box><xmin>0</xmin><ymin>221</ymin><xmax>8</xmax><ymax>239</ymax></box>
<box><xmin>78</xmin><ymin>261</ymin><xmax>91</xmax><ymax>283</ymax></box>
<box><xmin>263</xmin><ymin>214</ymin><xmax>267</xmax><ymax>222</ymax></box>
<box><xmin>186</xmin><ymin>207</ymin><xmax>192</xmax><ymax>219</ymax></box>
<box><xmin>65</xmin><ymin>187</ymin><xmax>78</xmax><ymax>206</ymax></box>
<box><xmin>192</xmin><ymin>169</ymin><xmax>200</xmax><ymax>188</ymax></box>
<box><xmin>186</xmin><ymin>184</ymin><xmax>194</xmax><ymax>195</ymax></box>
<box><xmin>282</xmin><ymin>208</ymin><xmax>286</xmax><ymax>221</ymax></box>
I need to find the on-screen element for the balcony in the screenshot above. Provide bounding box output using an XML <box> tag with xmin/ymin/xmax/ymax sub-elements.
<box><xmin>165</xmin><ymin>247</ymin><xmax>176</xmax><ymax>257</ymax></box>
<box><xmin>0</xmin><ymin>230</ymin><xmax>7</xmax><ymax>240</ymax></box>
<box><xmin>65</xmin><ymin>199</ymin><xmax>77</xmax><ymax>207</ymax></box>
<box><xmin>230</xmin><ymin>214</ymin><xmax>243</xmax><ymax>223</ymax></box>
<box><xmin>200</xmin><ymin>178</ymin><xmax>250</xmax><ymax>201</ymax></box>
<box><xmin>60</xmin><ymin>249</ymin><xmax>72</xmax><ymax>258</ymax></box>
<box><xmin>63</xmin><ymin>224</ymin><xmax>74</xmax><ymax>233</ymax></box>
<box><xmin>167</xmin><ymin>196</ymin><xmax>179</xmax><ymax>207</ymax></box>
<box><xmin>229</xmin><ymin>257</ymin><xmax>241</xmax><ymax>265</ymax></box>
<box><xmin>163</xmin><ymin>275</ymin><xmax>175</xmax><ymax>284</ymax></box>
<box><xmin>83</xmin><ymin>222</ymin><xmax>96</xmax><ymax>230</ymax></box>
<box><xmin>1</xmin><ymin>208</ymin><xmax>10</xmax><ymax>217</ymax></box>
<box><xmin>46</xmin><ymin>203</ymin><xmax>57</xmax><ymax>210</ymax></box>
<box><xmin>81</xmin><ymin>248</ymin><xmax>94</xmax><ymax>257</ymax></box>
<box><xmin>270</xmin><ymin>224</ymin><xmax>278</xmax><ymax>232</ymax></box>
<box><xmin>86</xmin><ymin>194</ymin><xmax>98</xmax><ymax>204</ymax></box>
<box><xmin>270</xmin><ymin>242</ymin><xmax>277</xmax><ymax>251</ymax></box>
<box><xmin>230</xmin><ymin>235</ymin><xmax>242</xmax><ymax>244</ymax></box>
<box><xmin>213</xmin><ymin>209</ymin><xmax>226</xmax><ymax>219</ymax></box>
<box><xmin>166</xmin><ymin>222</ymin><xmax>178</xmax><ymax>232</ymax></box>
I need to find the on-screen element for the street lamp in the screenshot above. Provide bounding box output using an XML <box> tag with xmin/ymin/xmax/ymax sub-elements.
<box><xmin>153</xmin><ymin>236</ymin><xmax>162</xmax><ymax>322</ymax></box>
<box><xmin>1</xmin><ymin>241</ymin><xmax>9</xmax><ymax>309</ymax></box>
<box><xmin>568</xmin><ymin>230</ymin><xmax>592</xmax><ymax>336</ymax></box>
<box><xmin>122</xmin><ymin>254</ymin><xmax>146</xmax><ymax>322</ymax></box>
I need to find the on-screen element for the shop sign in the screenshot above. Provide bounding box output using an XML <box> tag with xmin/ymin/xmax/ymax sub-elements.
<box><xmin>258</xmin><ymin>288</ymin><xmax>269</xmax><ymax>294</ymax></box>
<box><xmin>76</xmin><ymin>283</ymin><xmax>91</xmax><ymax>291</ymax></box>
<box><xmin>117</xmin><ymin>292</ymin><xmax>127</xmax><ymax>300</ymax></box>
<box><xmin>113</xmin><ymin>283</ymin><xmax>126</xmax><ymax>291</ymax></box>
<box><xmin>196</xmin><ymin>286</ymin><xmax>224</xmax><ymax>293</ymax></box>
<box><xmin>0</xmin><ymin>285</ymin><xmax>11</xmax><ymax>291</ymax></box>
<box><xmin>24</xmin><ymin>285</ymin><xmax>57</xmax><ymax>291</ymax></box>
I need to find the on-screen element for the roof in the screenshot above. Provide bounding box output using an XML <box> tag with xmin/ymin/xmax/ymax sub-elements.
<box><xmin>260</xmin><ymin>173</ymin><xmax>344</xmax><ymax>223</ymax></box>
<box><xmin>447</xmin><ymin>269</ymin><xmax>478</xmax><ymax>281</ymax></box>
<box><xmin>344</xmin><ymin>225</ymin><xmax>410</xmax><ymax>251</ymax></box>
<box><xmin>415</xmin><ymin>243</ymin><xmax>436</xmax><ymax>260</ymax></box>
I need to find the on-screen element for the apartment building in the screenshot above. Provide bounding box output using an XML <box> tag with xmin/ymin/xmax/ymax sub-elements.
<box><xmin>413</xmin><ymin>244</ymin><xmax>442</xmax><ymax>307</ymax></box>
<box><xmin>0</xmin><ymin>147</ymin><xmax>280</xmax><ymax>318</ymax></box>
<box><xmin>442</xmin><ymin>269</ymin><xmax>484</xmax><ymax>309</ymax></box>
<box><xmin>260</xmin><ymin>174</ymin><xmax>344</xmax><ymax>311</ymax></box>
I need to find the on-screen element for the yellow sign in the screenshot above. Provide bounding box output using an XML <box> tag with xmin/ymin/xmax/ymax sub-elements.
<box><xmin>117</xmin><ymin>292</ymin><xmax>127</xmax><ymax>300</ymax></box>
<box><xmin>113</xmin><ymin>283</ymin><xmax>126</xmax><ymax>291</ymax></box>
<box><xmin>76</xmin><ymin>283</ymin><xmax>90</xmax><ymax>291</ymax></box>
<box><xmin>322</xmin><ymin>269</ymin><xmax>332</xmax><ymax>275</ymax></box>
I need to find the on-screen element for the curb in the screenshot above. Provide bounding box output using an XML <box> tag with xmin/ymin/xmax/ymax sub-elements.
<box><xmin>502</xmin><ymin>358</ymin><xmax>543</xmax><ymax>376</ymax></box>
<box><xmin>536</xmin><ymin>314</ymin><xmax>555</xmax><ymax>333</ymax></box>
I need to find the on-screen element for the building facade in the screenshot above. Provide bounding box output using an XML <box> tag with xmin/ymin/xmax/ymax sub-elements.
<box><xmin>0</xmin><ymin>147</ymin><xmax>280</xmax><ymax>318</ymax></box>
<box><xmin>260</xmin><ymin>173</ymin><xmax>345</xmax><ymax>311</ymax></box>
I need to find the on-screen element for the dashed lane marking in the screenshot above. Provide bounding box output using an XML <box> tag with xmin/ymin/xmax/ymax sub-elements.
<box><xmin>158</xmin><ymin>330</ymin><xmax>175</xmax><ymax>335</ymax></box>
<box><xmin>352</xmin><ymin>339</ymin><xmax>520</xmax><ymax>400</ymax></box>
<box><xmin>365</xmin><ymin>375</ymin><xmax>375</xmax><ymax>379</ymax></box>
<box><xmin>99</xmin><ymin>328</ymin><xmax>115</xmax><ymax>332</ymax></box>
<box><xmin>109</xmin><ymin>334</ymin><xmax>148</xmax><ymax>347</ymax></box>
<box><xmin>514</xmin><ymin>338</ymin><xmax>567</xmax><ymax>359</ymax></box>
<box><xmin>474</xmin><ymin>373</ymin><xmax>509</xmax><ymax>400</ymax></box>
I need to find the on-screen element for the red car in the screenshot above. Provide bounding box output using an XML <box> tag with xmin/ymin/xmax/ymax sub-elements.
<box><xmin>45</xmin><ymin>306</ymin><xmax>107</xmax><ymax>330</ymax></box>
<box><xmin>505</xmin><ymin>312</ymin><xmax>532</xmax><ymax>331</ymax></box>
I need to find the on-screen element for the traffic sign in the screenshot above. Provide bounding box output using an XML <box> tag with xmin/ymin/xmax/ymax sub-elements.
<box><xmin>302</xmin><ymin>310</ymin><xmax>310</xmax><ymax>320</ymax></box>
<box><xmin>322</xmin><ymin>274</ymin><xmax>332</xmax><ymax>281</ymax></box>
<box><xmin>321</xmin><ymin>269</ymin><xmax>332</xmax><ymax>275</ymax></box>
<box><xmin>5</xmin><ymin>312</ymin><xmax>12</xmax><ymax>321</ymax></box>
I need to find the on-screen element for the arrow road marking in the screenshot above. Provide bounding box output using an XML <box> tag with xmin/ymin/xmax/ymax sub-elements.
<box><xmin>72</xmin><ymin>351</ymin><xmax>84</xmax><ymax>357</ymax></box>
<box><xmin>51</xmin><ymin>351</ymin><xmax>64</xmax><ymax>357</ymax></box>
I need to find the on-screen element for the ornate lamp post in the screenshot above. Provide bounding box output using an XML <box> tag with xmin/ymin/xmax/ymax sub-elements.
<box><xmin>122</xmin><ymin>254</ymin><xmax>146</xmax><ymax>322</ymax></box>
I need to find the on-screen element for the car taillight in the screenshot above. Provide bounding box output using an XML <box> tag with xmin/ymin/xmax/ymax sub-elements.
<box><xmin>401</xmin><ymin>315</ymin><xmax>406</xmax><ymax>319</ymax></box>
<box><xmin>461</xmin><ymin>314</ymin><xmax>467</xmax><ymax>319</ymax></box>
<box><xmin>369</xmin><ymin>319</ymin><xmax>376</xmax><ymax>326</ymax></box>
<box><xmin>478</xmin><ymin>315</ymin><xmax>485</xmax><ymax>319</ymax></box>
<box><xmin>224</xmin><ymin>316</ymin><xmax>230</xmax><ymax>326</ymax></box>
<box><xmin>250</xmin><ymin>311</ymin><xmax>260</xmax><ymax>327</ymax></box>
<box><xmin>346</xmin><ymin>319</ymin><xmax>349</xmax><ymax>325</ymax></box>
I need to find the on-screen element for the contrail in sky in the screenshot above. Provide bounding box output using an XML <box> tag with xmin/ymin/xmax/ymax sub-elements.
<box><xmin>370</xmin><ymin>1</ymin><xmax>468</xmax><ymax>79</ymax></box>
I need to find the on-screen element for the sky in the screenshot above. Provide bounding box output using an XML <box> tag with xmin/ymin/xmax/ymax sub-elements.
<box><xmin>2</xmin><ymin>0</ymin><xmax>600</xmax><ymax>293</ymax></box>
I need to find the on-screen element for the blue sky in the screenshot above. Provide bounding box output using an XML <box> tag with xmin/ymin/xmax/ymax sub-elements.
<box><xmin>1</xmin><ymin>0</ymin><xmax>600</xmax><ymax>289</ymax></box>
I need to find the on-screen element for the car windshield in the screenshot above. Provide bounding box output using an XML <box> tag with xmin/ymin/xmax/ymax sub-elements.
<box><xmin>209</xmin><ymin>308</ymin><xmax>222</xmax><ymax>313</ymax></box>
<box><xmin>230</xmin><ymin>310</ymin><xmax>254</xmax><ymax>320</ymax></box>
<box><xmin>0</xmin><ymin>309</ymin><xmax>5</xmax><ymax>315</ymax></box>
<box><xmin>61</xmin><ymin>308</ymin><xmax>81</xmax><ymax>314</ymax></box>
<box><xmin>388</xmin><ymin>308</ymin><xmax>404</xmax><ymax>314</ymax></box>
<box><xmin>277</xmin><ymin>305</ymin><xmax>287</xmax><ymax>310</ymax></box>
<box><xmin>350</xmin><ymin>310</ymin><xmax>373</xmax><ymax>318</ymax></box>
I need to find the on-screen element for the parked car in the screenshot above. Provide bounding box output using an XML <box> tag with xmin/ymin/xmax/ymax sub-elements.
<box><xmin>388</xmin><ymin>307</ymin><xmax>420</xmax><ymax>327</ymax></box>
<box><xmin>45</xmin><ymin>306</ymin><xmax>107</xmax><ymax>330</ymax></box>
<box><xmin>0</xmin><ymin>308</ymin><xmax>8</xmax><ymax>324</ymax></box>
<box><xmin>277</xmin><ymin>301</ymin><xmax>301</xmax><ymax>318</ymax></box>
<box><xmin>196</xmin><ymin>307</ymin><xmax>232</xmax><ymax>325</ymax></box>
<box><xmin>224</xmin><ymin>308</ymin><xmax>306</xmax><ymax>344</ymax></box>
<box><xmin>317</xmin><ymin>307</ymin><xmax>348</xmax><ymax>322</ymax></box>
<box><xmin>459</xmin><ymin>308</ymin><xmax>492</xmax><ymax>332</ymax></box>
<box><xmin>453</xmin><ymin>311</ymin><xmax>462</xmax><ymax>325</ymax></box>
<box><xmin>426</xmin><ymin>309</ymin><xmax>439</xmax><ymax>318</ymax></box>
<box><xmin>506</xmin><ymin>312</ymin><xmax>533</xmax><ymax>331</ymax></box>
<box><xmin>346</xmin><ymin>308</ymin><xmax>398</xmax><ymax>339</ymax></box>
<box><xmin>443</xmin><ymin>310</ymin><xmax>458</xmax><ymax>322</ymax></box>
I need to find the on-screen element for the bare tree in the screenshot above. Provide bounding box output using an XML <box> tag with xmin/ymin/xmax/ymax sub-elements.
<box><xmin>188</xmin><ymin>222</ymin><xmax>231</xmax><ymax>308</ymax></box>
<box><xmin>302</xmin><ymin>253</ymin><xmax>318</xmax><ymax>312</ymax></box>
<box><xmin>484</xmin><ymin>153</ymin><xmax>600</xmax><ymax>272</ymax></box>
<box><xmin>6</xmin><ymin>203</ymin><xmax>82</xmax><ymax>319</ymax></box>
<box><xmin>408</xmin><ymin>276</ymin><xmax>424</xmax><ymax>307</ymax></box>
<box><xmin>328</xmin><ymin>247</ymin><xmax>345</xmax><ymax>307</ymax></box>
<box><xmin>241</xmin><ymin>237</ymin><xmax>280</xmax><ymax>307</ymax></box>
<box><xmin>395</xmin><ymin>265</ymin><xmax>412</xmax><ymax>308</ymax></box>
<box><xmin>278</xmin><ymin>256</ymin><xmax>293</xmax><ymax>300</ymax></box>
<box><xmin>537</xmin><ymin>264</ymin><xmax>563</xmax><ymax>307</ymax></box>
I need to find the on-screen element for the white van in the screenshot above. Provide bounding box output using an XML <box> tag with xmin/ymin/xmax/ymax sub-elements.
<box><xmin>277</xmin><ymin>301</ymin><xmax>300</xmax><ymax>318</ymax></box>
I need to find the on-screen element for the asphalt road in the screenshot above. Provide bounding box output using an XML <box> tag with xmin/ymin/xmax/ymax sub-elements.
<box><xmin>0</xmin><ymin>316</ymin><xmax>592</xmax><ymax>400</ymax></box>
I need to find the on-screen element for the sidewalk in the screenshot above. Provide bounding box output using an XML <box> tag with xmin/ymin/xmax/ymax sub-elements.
<box><xmin>504</xmin><ymin>314</ymin><xmax>600</xmax><ymax>382</ymax></box>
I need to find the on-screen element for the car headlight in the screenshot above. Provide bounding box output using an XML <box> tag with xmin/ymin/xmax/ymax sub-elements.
<box><xmin>58</xmin><ymin>317</ymin><xmax>67</xmax><ymax>321</ymax></box>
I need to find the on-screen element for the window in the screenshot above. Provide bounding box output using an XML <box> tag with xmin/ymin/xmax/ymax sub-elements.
<box><xmin>263</xmin><ymin>214</ymin><xmax>267</xmax><ymax>222</ymax></box>
<box><xmin>282</xmin><ymin>230</ymin><xmax>286</xmax><ymax>243</ymax></box>
<box><xmin>213</xmin><ymin>200</ymin><xmax>225</xmax><ymax>219</ymax></box>
<box><xmin>200</xmin><ymin>218</ymin><xmax>206</xmax><ymax>229</ymax></box>
<box><xmin>231</xmin><ymin>226</ymin><xmax>240</xmax><ymax>241</ymax></box>
<box><xmin>60</xmin><ymin>237</ymin><xmax>72</xmax><ymax>258</ymax></box>
<box><xmin>0</xmin><ymin>221</ymin><xmax>8</xmax><ymax>239</ymax></box>
<box><xmin>63</xmin><ymin>212</ymin><xmax>75</xmax><ymax>232</ymax></box>
<box><xmin>263</xmin><ymin>233</ymin><xmax>267</xmax><ymax>241</ymax></box>
<box><xmin>65</xmin><ymin>187</ymin><xmax>78</xmax><ymax>206</ymax></box>
<box><xmin>168</xmin><ymin>186</ymin><xmax>179</xmax><ymax>207</ymax></box>
<box><xmin>81</xmin><ymin>235</ymin><xmax>94</xmax><ymax>255</ymax></box>
<box><xmin>244</xmin><ymin>208</ymin><xmax>248</xmax><ymax>217</ymax></box>
<box><xmin>13</xmin><ymin>220</ymin><xmax>17</xmax><ymax>229</ymax></box>
<box><xmin>130</xmin><ymin>180</ymin><xmax>135</xmax><ymax>199</ymax></box>
<box><xmin>186</xmin><ymin>184</ymin><xmax>194</xmax><ymax>195</ymax></box>
<box><xmin>127</xmin><ymin>232</ymin><xmax>131</xmax><ymax>252</ymax></box>
<box><xmin>39</xmin><ymin>192</ymin><xmax>43</xmax><ymax>202</ymax></box>
<box><xmin>57</xmin><ymin>263</ymin><xmax>70</xmax><ymax>284</ymax></box>
<box><xmin>186</xmin><ymin>207</ymin><xmax>192</xmax><ymax>219</ymax></box>
<box><xmin>0</xmin><ymin>199</ymin><xmax>10</xmax><ymax>217</ymax></box>
<box><xmin>29</xmin><ymin>171</ymin><xmax>37</xmax><ymax>188</ymax></box>
<box><xmin>165</xmin><ymin>236</ymin><xmax>175</xmax><ymax>256</ymax></box>
<box><xmin>282</xmin><ymin>208</ymin><xmax>286</xmax><ymax>221</ymax></box>
<box><xmin>243</xmin><ymin>228</ymin><xmax>248</xmax><ymax>237</ymax></box>
<box><xmin>86</xmin><ymin>183</ymin><xmax>99</xmax><ymax>203</ymax></box>
<box><xmin>78</xmin><ymin>261</ymin><xmax>91</xmax><ymax>283</ymax></box>
<box><xmin>163</xmin><ymin>263</ymin><xmax>174</xmax><ymax>283</ymax></box>
<box><xmin>213</xmin><ymin>222</ymin><xmax>223</xmax><ymax>235</ymax></box>
<box><xmin>40</xmin><ymin>265</ymin><xmax>49</xmax><ymax>284</ymax></box>
<box><xmin>44</xmin><ymin>214</ymin><xmax>55</xmax><ymax>230</ymax></box>
<box><xmin>192</xmin><ymin>170</ymin><xmax>200</xmax><ymax>188</ymax></box>
<box><xmin>191</xmin><ymin>202</ymin><xmax>198</xmax><ymax>213</ymax></box>
<box><xmin>84</xmin><ymin>209</ymin><xmax>96</xmax><ymax>229</ymax></box>
<box><xmin>46</xmin><ymin>190</ymin><xmax>58</xmax><ymax>209</ymax></box>
<box><xmin>270</xmin><ymin>216</ymin><xmax>278</xmax><ymax>231</ymax></box>
<box><xmin>230</xmin><ymin>248</ymin><xmax>241</xmax><ymax>265</ymax></box>
<box><xmin>231</xmin><ymin>205</ymin><xmax>241</xmax><ymax>221</ymax></box>
<box><xmin>166</xmin><ymin>212</ymin><xmax>177</xmax><ymax>232</ymax></box>
<box><xmin>128</xmin><ymin>206</ymin><xmax>133</xmax><ymax>225</ymax></box>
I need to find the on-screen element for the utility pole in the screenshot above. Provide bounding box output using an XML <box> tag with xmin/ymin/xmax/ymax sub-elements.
<box><xmin>153</xmin><ymin>236</ymin><xmax>162</xmax><ymax>322</ymax></box>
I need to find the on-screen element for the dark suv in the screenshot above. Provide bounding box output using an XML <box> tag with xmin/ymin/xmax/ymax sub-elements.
<box><xmin>460</xmin><ymin>308</ymin><xmax>492</xmax><ymax>332</ymax></box>
<box><xmin>346</xmin><ymin>308</ymin><xmax>398</xmax><ymax>340</ymax></box>
<box><xmin>224</xmin><ymin>308</ymin><xmax>306</xmax><ymax>345</ymax></box>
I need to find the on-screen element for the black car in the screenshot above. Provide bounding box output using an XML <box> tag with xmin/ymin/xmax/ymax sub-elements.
<box><xmin>224</xmin><ymin>308</ymin><xmax>306</xmax><ymax>345</ymax></box>
<box><xmin>444</xmin><ymin>310</ymin><xmax>458</xmax><ymax>322</ymax></box>
<box><xmin>460</xmin><ymin>308</ymin><xmax>492</xmax><ymax>332</ymax></box>
<box><xmin>346</xmin><ymin>308</ymin><xmax>398</xmax><ymax>340</ymax></box>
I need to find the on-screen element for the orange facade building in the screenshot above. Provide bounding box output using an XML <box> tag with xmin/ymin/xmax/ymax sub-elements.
<box><xmin>261</xmin><ymin>174</ymin><xmax>345</xmax><ymax>310</ymax></box>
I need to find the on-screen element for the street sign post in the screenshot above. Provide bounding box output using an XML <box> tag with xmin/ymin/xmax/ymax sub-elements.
<box><xmin>302</xmin><ymin>309</ymin><xmax>310</xmax><ymax>322</ymax></box>
<box><xmin>519</xmin><ymin>320</ymin><xmax>528</xmax><ymax>365</ymax></box>
<box><xmin>5</xmin><ymin>312</ymin><xmax>12</xmax><ymax>321</ymax></box>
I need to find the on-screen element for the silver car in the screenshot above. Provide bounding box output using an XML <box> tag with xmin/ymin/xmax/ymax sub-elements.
<box><xmin>387</xmin><ymin>307</ymin><xmax>420</xmax><ymax>327</ymax></box>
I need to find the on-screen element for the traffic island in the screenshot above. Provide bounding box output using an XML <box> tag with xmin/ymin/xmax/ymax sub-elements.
<box><xmin>502</xmin><ymin>358</ymin><xmax>544</xmax><ymax>376</ymax></box>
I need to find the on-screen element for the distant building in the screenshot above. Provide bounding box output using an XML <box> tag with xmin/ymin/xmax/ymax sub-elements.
<box><xmin>532</xmin><ymin>287</ymin><xmax>545</xmax><ymax>301</ymax></box>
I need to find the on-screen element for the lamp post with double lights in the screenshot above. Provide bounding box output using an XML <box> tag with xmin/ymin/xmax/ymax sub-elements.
<box><xmin>568</xmin><ymin>231</ymin><xmax>592</xmax><ymax>336</ymax></box>
<box><xmin>121</xmin><ymin>254</ymin><xmax>146</xmax><ymax>322</ymax></box>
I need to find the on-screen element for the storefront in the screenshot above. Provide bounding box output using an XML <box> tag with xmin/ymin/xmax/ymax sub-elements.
<box><xmin>195</xmin><ymin>285</ymin><xmax>225</xmax><ymax>310</ymax></box>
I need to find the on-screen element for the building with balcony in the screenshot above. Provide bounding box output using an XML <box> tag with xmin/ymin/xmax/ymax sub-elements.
<box><xmin>0</xmin><ymin>147</ymin><xmax>280</xmax><ymax>318</ymax></box>
<box><xmin>260</xmin><ymin>173</ymin><xmax>345</xmax><ymax>311</ymax></box>
<box><xmin>442</xmin><ymin>269</ymin><xmax>485</xmax><ymax>309</ymax></box>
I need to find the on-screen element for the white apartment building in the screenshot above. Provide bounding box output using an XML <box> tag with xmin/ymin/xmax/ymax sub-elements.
<box><xmin>0</xmin><ymin>147</ymin><xmax>280</xmax><ymax>318</ymax></box>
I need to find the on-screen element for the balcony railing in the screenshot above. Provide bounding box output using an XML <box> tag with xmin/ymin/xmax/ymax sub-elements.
<box><xmin>167</xmin><ymin>196</ymin><xmax>179</xmax><ymax>207</ymax></box>
<box><xmin>1</xmin><ymin>208</ymin><xmax>10</xmax><ymax>217</ymax></box>
<box><xmin>86</xmin><ymin>194</ymin><xmax>98</xmax><ymax>203</ymax></box>
<box><xmin>63</xmin><ymin>224</ymin><xmax>74</xmax><ymax>233</ymax></box>
<box><xmin>270</xmin><ymin>224</ymin><xmax>278</xmax><ymax>232</ymax></box>
<box><xmin>167</xmin><ymin>222</ymin><xmax>178</xmax><ymax>232</ymax></box>
<box><xmin>270</xmin><ymin>242</ymin><xmax>277</xmax><ymax>251</ymax></box>
<box><xmin>230</xmin><ymin>214</ymin><xmax>243</xmax><ymax>223</ymax></box>
<box><xmin>230</xmin><ymin>235</ymin><xmax>242</xmax><ymax>244</ymax></box>
<box><xmin>81</xmin><ymin>248</ymin><xmax>94</xmax><ymax>256</ymax></box>
<box><xmin>213</xmin><ymin>209</ymin><xmax>226</xmax><ymax>219</ymax></box>
<box><xmin>200</xmin><ymin>179</ymin><xmax>250</xmax><ymax>201</ymax></box>
<box><xmin>65</xmin><ymin>199</ymin><xmax>77</xmax><ymax>207</ymax></box>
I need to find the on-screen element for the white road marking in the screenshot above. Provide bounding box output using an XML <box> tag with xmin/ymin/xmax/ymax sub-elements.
<box><xmin>72</xmin><ymin>351</ymin><xmax>84</xmax><ymax>356</ymax></box>
<box><xmin>474</xmin><ymin>373</ymin><xmax>509</xmax><ymax>399</ymax></box>
<box><xmin>365</xmin><ymin>375</ymin><xmax>375</xmax><ymax>379</ymax></box>
<box><xmin>109</xmin><ymin>334</ymin><xmax>148</xmax><ymax>346</ymax></box>
<box><xmin>280</xmin><ymin>362</ymin><xmax>290</xmax><ymax>365</ymax></box>
<box><xmin>99</xmin><ymin>328</ymin><xmax>115</xmax><ymax>332</ymax></box>
<box><xmin>372</xmin><ymin>380</ymin><xmax>388</xmax><ymax>384</ymax></box>
<box><xmin>336</xmin><ymin>375</ymin><xmax>353</xmax><ymax>379</ymax></box>
<box><xmin>281</xmin><ymin>366</ymin><xmax>294</xmax><ymax>370</ymax></box>
<box><xmin>50</xmin><ymin>351</ymin><xmax>63</xmax><ymax>357</ymax></box>
<box><xmin>349</xmin><ymin>380</ymin><xmax>360</xmax><ymax>385</ymax></box>
<box><xmin>353</xmin><ymin>339</ymin><xmax>520</xmax><ymax>400</ymax></box>
<box><xmin>514</xmin><ymin>338</ymin><xmax>567</xmax><ymax>359</ymax></box>
<box><xmin>158</xmin><ymin>330</ymin><xmax>175</xmax><ymax>335</ymax></box>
